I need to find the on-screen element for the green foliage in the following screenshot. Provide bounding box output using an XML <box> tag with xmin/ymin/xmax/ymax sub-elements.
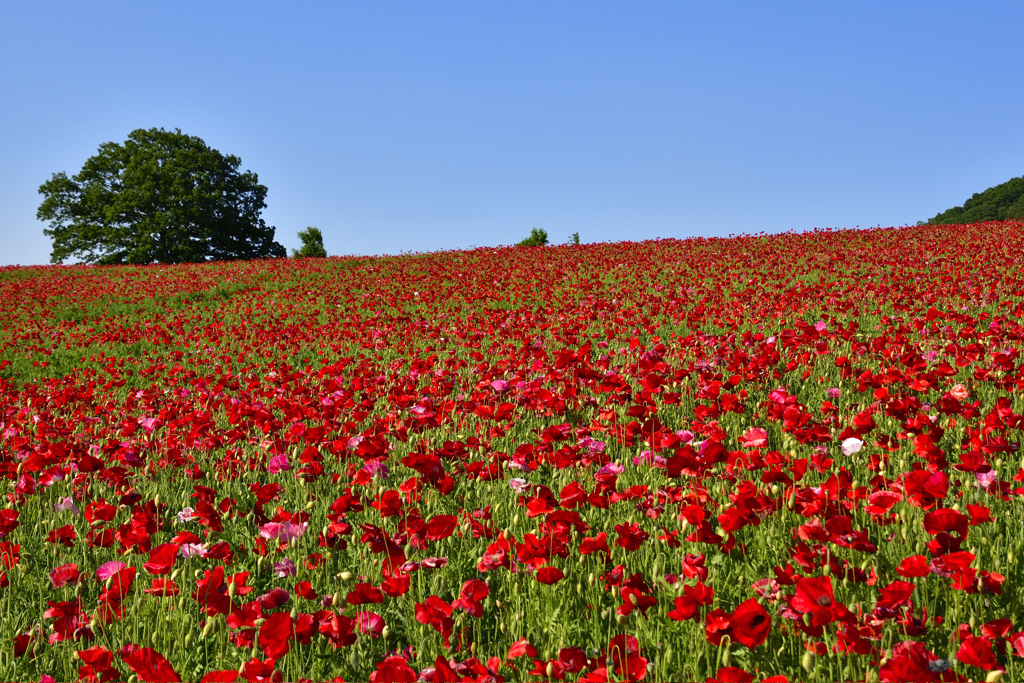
<box><xmin>292</xmin><ymin>226</ymin><xmax>328</xmax><ymax>258</ymax></box>
<box><xmin>518</xmin><ymin>227</ymin><xmax>549</xmax><ymax>247</ymax></box>
<box><xmin>37</xmin><ymin>127</ymin><xmax>287</xmax><ymax>264</ymax></box>
<box><xmin>928</xmin><ymin>174</ymin><xmax>1024</xmax><ymax>224</ymax></box>
<box><xmin>567</xmin><ymin>232</ymin><xmax>581</xmax><ymax>245</ymax></box>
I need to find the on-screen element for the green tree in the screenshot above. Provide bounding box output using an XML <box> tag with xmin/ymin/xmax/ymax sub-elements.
<box><xmin>567</xmin><ymin>232</ymin><xmax>581</xmax><ymax>245</ymax></box>
<box><xmin>37</xmin><ymin>128</ymin><xmax>286</xmax><ymax>264</ymax></box>
<box><xmin>292</xmin><ymin>226</ymin><xmax>327</xmax><ymax>258</ymax></box>
<box><xmin>928</xmin><ymin>175</ymin><xmax>1024</xmax><ymax>225</ymax></box>
<box><xmin>518</xmin><ymin>227</ymin><xmax>549</xmax><ymax>246</ymax></box>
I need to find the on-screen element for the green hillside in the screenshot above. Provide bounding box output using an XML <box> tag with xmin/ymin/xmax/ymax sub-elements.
<box><xmin>929</xmin><ymin>174</ymin><xmax>1024</xmax><ymax>224</ymax></box>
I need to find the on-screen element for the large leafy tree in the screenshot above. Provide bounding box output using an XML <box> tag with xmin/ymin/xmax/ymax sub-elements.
<box><xmin>38</xmin><ymin>128</ymin><xmax>286</xmax><ymax>264</ymax></box>
<box><xmin>928</xmin><ymin>175</ymin><xmax>1024</xmax><ymax>225</ymax></box>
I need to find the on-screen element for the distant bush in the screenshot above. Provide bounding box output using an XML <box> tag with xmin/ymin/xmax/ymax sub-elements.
<box><xmin>292</xmin><ymin>227</ymin><xmax>327</xmax><ymax>258</ymax></box>
<box><xmin>518</xmin><ymin>228</ymin><xmax>549</xmax><ymax>247</ymax></box>
<box><xmin>928</xmin><ymin>175</ymin><xmax>1024</xmax><ymax>224</ymax></box>
<box><xmin>567</xmin><ymin>232</ymin><xmax>580</xmax><ymax>246</ymax></box>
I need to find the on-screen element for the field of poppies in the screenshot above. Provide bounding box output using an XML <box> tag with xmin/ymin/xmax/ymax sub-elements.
<box><xmin>1</xmin><ymin>221</ymin><xmax>1023</xmax><ymax>682</ymax></box>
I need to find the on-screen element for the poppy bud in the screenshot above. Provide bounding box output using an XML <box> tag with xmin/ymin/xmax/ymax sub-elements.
<box><xmin>985</xmin><ymin>671</ymin><xmax>1003</xmax><ymax>683</ymax></box>
<box><xmin>340</xmin><ymin>571</ymin><xmax>352</xmax><ymax>581</ymax></box>
<box><xmin>801</xmin><ymin>650</ymin><xmax>815</xmax><ymax>673</ymax></box>
<box><xmin>664</xmin><ymin>646</ymin><xmax>673</xmax><ymax>666</ymax></box>
<box><xmin>629</xmin><ymin>592</ymin><xmax>638</xmax><ymax>606</ymax></box>
<box><xmin>499</xmin><ymin>622</ymin><xmax>506</xmax><ymax>633</ymax></box>
<box><xmin>615</xmin><ymin>613</ymin><xmax>627</xmax><ymax>626</ymax></box>
<box><xmin>546</xmin><ymin>662</ymin><xmax>555</xmax><ymax>678</ymax></box>
<box><xmin>802</xmin><ymin>613</ymin><xmax>813</xmax><ymax>627</ymax></box>
<box><xmin>332</xmin><ymin>592</ymin><xmax>342</xmax><ymax>608</ymax></box>
<box><xmin>228</xmin><ymin>581</ymin><xmax>237</xmax><ymax>598</ymax></box>
<box><xmin>588</xmin><ymin>572</ymin><xmax>595</xmax><ymax>587</ymax></box>
<box><xmin>513</xmin><ymin>514</ymin><xmax>520</xmax><ymax>525</ymax></box>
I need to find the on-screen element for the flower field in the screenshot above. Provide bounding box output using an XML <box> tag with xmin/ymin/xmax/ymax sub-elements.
<box><xmin>2</xmin><ymin>221</ymin><xmax>1024</xmax><ymax>682</ymax></box>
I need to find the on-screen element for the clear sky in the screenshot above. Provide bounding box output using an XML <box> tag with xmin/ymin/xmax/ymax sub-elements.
<box><xmin>2</xmin><ymin>2</ymin><xmax>1023</xmax><ymax>265</ymax></box>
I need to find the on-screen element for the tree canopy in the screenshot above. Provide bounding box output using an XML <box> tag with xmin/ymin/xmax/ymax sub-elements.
<box><xmin>292</xmin><ymin>227</ymin><xmax>327</xmax><ymax>258</ymax></box>
<box><xmin>518</xmin><ymin>227</ymin><xmax>549</xmax><ymax>247</ymax></box>
<box><xmin>928</xmin><ymin>174</ymin><xmax>1024</xmax><ymax>225</ymax></box>
<box><xmin>38</xmin><ymin>128</ymin><xmax>286</xmax><ymax>264</ymax></box>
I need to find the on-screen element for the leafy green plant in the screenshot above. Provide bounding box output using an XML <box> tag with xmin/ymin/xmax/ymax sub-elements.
<box><xmin>518</xmin><ymin>227</ymin><xmax>548</xmax><ymax>247</ymax></box>
<box><xmin>292</xmin><ymin>226</ymin><xmax>328</xmax><ymax>258</ymax></box>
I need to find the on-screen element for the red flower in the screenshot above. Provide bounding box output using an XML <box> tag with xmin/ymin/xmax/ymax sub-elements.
<box><xmin>667</xmin><ymin>581</ymin><xmax>714</xmax><ymax>621</ymax></box>
<box><xmin>508</xmin><ymin>638</ymin><xmax>539</xmax><ymax>659</ymax></box>
<box><xmin>415</xmin><ymin>595</ymin><xmax>455</xmax><ymax>640</ymax></box>
<box><xmin>730</xmin><ymin>599</ymin><xmax>770</xmax><ymax>648</ymax></box>
<box><xmin>119</xmin><ymin>645</ymin><xmax>181</xmax><ymax>683</ymax></box>
<box><xmin>896</xmin><ymin>555</ymin><xmax>930</xmax><ymax>578</ymax></box>
<box><xmin>923</xmin><ymin>508</ymin><xmax>969</xmax><ymax>538</ymax></box>
<box><xmin>614</xmin><ymin>523</ymin><xmax>650</xmax><ymax>551</ymax></box>
<box><xmin>143</xmin><ymin>543</ymin><xmax>179</xmax><ymax>576</ymax></box>
<box><xmin>258</xmin><ymin>612</ymin><xmax>293</xmax><ymax>660</ymax></box>
<box><xmin>46</xmin><ymin>524</ymin><xmax>76</xmax><ymax>548</ymax></box>
<box><xmin>369</xmin><ymin>656</ymin><xmax>416</xmax><ymax>683</ymax></box>
<box><xmin>536</xmin><ymin>567</ymin><xmax>565</xmax><ymax>585</ymax></box>
<box><xmin>451</xmin><ymin>579</ymin><xmax>489</xmax><ymax>617</ymax></box>
<box><xmin>424</xmin><ymin>515</ymin><xmax>457</xmax><ymax>542</ymax></box>
<box><xmin>790</xmin><ymin>576</ymin><xmax>840</xmax><ymax>627</ymax></box>
<box><xmin>0</xmin><ymin>509</ymin><xmax>19</xmax><ymax>537</ymax></box>
<box><xmin>240</xmin><ymin>658</ymin><xmax>282</xmax><ymax>683</ymax></box>
<box><xmin>956</xmin><ymin>636</ymin><xmax>998</xmax><ymax>670</ymax></box>
<box><xmin>346</xmin><ymin>582</ymin><xmax>384</xmax><ymax>605</ymax></box>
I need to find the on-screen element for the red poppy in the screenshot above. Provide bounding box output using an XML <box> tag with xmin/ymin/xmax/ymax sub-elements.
<box><xmin>536</xmin><ymin>567</ymin><xmax>565</xmax><ymax>585</ymax></box>
<box><xmin>667</xmin><ymin>581</ymin><xmax>714</xmax><ymax>621</ymax></box>
<box><xmin>923</xmin><ymin>508</ymin><xmax>969</xmax><ymax>538</ymax></box>
<box><xmin>424</xmin><ymin>515</ymin><xmax>457</xmax><ymax>542</ymax></box>
<box><xmin>790</xmin><ymin>576</ymin><xmax>839</xmax><ymax>627</ymax></box>
<box><xmin>143</xmin><ymin>543</ymin><xmax>179</xmax><ymax>576</ymax></box>
<box><xmin>346</xmin><ymin>582</ymin><xmax>384</xmax><ymax>605</ymax></box>
<box><xmin>896</xmin><ymin>555</ymin><xmax>930</xmax><ymax>578</ymax></box>
<box><xmin>415</xmin><ymin>596</ymin><xmax>455</xmax><ymax>640</ymax></box>
<box><xmin>369</xmin><ymin>656</ymin><xmax>416</xmax><ymax>683</ymax></box>
<box><xmin>452</xmin><ymin>579</ymin><xmax>489</xmax><ymax>617</ymax></box>
<box><xmin>120</xmin><ymin>645</ymin><xmax>181</xmax><ymax>683</ymax></box>
<box><xmin>508</xmin><ymin>638</ymin><xmax>539</xmax><ymax>658</ymax></box>
<box><xmin>614</xmin><ymin>523</ymin><xmax>650</xmax><ymax>551</ymax></box>
<box><xmin>730</xmin><ymin>599</ymin><xmax>770</xmax><ymax>648</ymax></box>
<box><xmin>956</xmin><ymin>636</ymin><xmax>998</xmax><ymax>670</ymax></box>
<box><xmin>258</xmin><ymin>612</ymin><xmax>293</xmax><ymax>660</ymax></box>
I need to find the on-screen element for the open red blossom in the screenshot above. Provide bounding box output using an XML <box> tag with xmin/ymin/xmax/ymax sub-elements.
<box><xmin>258</xmin><ymin>612</ymin><xmax>293</xmax><ymax>660</ymax></box>
<box><xmin>614</xmin><ymin>522</ymin><xmax>650</xmax><ymax>551</ymax></box>
<box><xmin>730</xmin><ymin>599</ymin><xmax>771</xmax><ymax>648</ymax></box>
<box><xmin>199</xmin><ymin>672</ymin><xmax>239</xmax><ymax>683</ymax></box>
<box><xmin>451</xmin><ymin>579</ymin><xmax>489</xmax><ymax>617</ymax></box>
<box><xmin>923</xmin><ymin>508</ymin><xmax>969</xmax><ymax>538</ymax></box>
<box><xmin>424</xmin><ymin>515</ymin><xmax>458</xmax><ymax>541</ymax></box>
<box><xmin>120</xmin><ymin>645</ymin><xmax>181</xmax><ymax>683</ymax></box>
<box><xmin>709</xmin><ymin>668</ymin><xmax>756</xmax><ymax>683</ymax></box>
<box><xmin>143</xmin><ymin>543</ymin><xmax>179</xmax><ymax>575</ymax></box>
<box><xmin>790</xmin><ymin>576</ymin><xmax>841</xmax><ymax>627</ymax></box>
<box><xmin>896</xmin><ymin>555</ymin><xmax>930</xmax><ymax>578</ymax></box>
<box><xmin>415</xmin><ymin>595</ymin><xmax>455</xmax><ymax>640</ymax></box>
<box><xmin>508</xmin><ymin>637</ymin><xmax>539</xmax><ymax>659</ymax></box>
<box><xmin>579</xmin><ymin>532</ymin><xmax>610</xmax><ymax>556</ymax></box>
<box><xmin>667</xmin><ymin>581</ymin><xmax>714</xmax><ymax>621</ymax></box>
<box><xmin>536</xmin><ymin>566</ymin><xmax>565</xmax><ymax>585</ymax></box>
<box><xmin>369</xmin><ymin>656</ymin><xmax>416</xmax><ymax>683</ymax></box>
<box><xmin>240</xmin><ymin>658</ymin><xmax>282</xmax><ymax>683</ymax></box>
<box><xmin>346</xmin><ymin>582</ymin><xmax>384</xmax><ymax>605</ymax></box>
<box><xmin>50</xmin><ymin>563</ymin><xmax>83</xmax><ymax>587</ymax></box>
<box><xmin>957</xmin><ymin>636</ymin><xmax>998</xmax><ymax>670</ymax></box>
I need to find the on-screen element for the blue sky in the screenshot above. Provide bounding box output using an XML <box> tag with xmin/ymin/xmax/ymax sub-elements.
<box><xmin>2</xmin><ymin>2</ymin><xmax>1023</xmax><ymax>264</ymax></box>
